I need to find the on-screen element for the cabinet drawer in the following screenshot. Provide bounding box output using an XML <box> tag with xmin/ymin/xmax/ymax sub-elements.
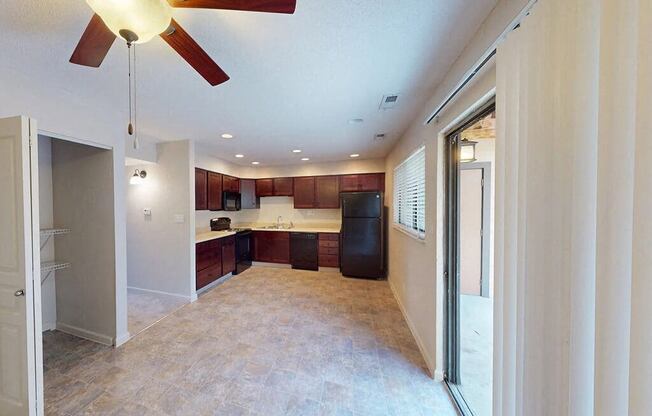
<box><xmin>196</xmin><ymin>263</ymin><xmax>222</xmax><ymax>289</ymax></box>
<box><xmin>319</xmin><ymin>247</ymin><xmax>339</xmax><ymax>255</ymax></box>
<box><xmin>319</xmin><ymin>254</ymin><xmax>339</xmax><ymax>268</ymax></box>
<box><xmin>319</xmin><ymin>240</ymin><xmax>339</xmax><ymax>248</ymax></box>
<box><xmin>319</xmin><ymin>233</ymin><xmax>339</xmax><ymax>241</ymax></box>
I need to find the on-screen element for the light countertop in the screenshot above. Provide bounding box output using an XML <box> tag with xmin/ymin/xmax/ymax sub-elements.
<box><xmin>195</xmin><ymin>230</ymin><xmax>236</xmax><ymax>244</ymax></box>
<box><xmin>195</xmin><ymin>224</ymin><xmax>340</xmax><ymax>243</ymax></box>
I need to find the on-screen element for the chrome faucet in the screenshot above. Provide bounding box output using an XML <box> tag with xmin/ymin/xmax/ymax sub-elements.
<box><xmin>277</xmin><ymin>216</ymin><xmax>283</xmax><ymax>228</ymax></box>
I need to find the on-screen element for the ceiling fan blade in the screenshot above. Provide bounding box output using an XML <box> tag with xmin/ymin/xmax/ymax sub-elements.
<box><xmin>160</xmin><ymin>19</ymin><xmax>230</xmax><ymax>86</ymax></box>
<box><xmin>70</xmin><ymin>14</ymin><xmax>116</xmax><ymax>67</ymax></box>
<box><xmin>167</xmin><ymin>0</ymin><xmax>296</xmax><ymax>14</ymax></box>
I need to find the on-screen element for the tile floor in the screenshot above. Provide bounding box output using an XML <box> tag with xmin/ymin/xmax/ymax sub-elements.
<box><xmin>43</xmin><ymin>267</ymin><xmax>458</xmax><ymax>415</ymax></box>
<box><xmin>127</xmin><ymin>288</ymin><xmax>188</xmax><ymax>336</ymax></box>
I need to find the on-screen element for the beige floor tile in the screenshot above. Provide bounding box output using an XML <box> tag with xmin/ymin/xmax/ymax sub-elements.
<box><xmin>42</xmin><ymin>267</ymin><xmax>457</xmax><ymax>415</ymax></box>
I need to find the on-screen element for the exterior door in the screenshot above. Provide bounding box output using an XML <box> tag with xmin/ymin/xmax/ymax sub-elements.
<box><xmin>459</xmin><ymin>169</ymin><xmax>483</xmax><ymax>295</ymax></box>
<box><xmin>0</xmin><ymin>116</ymin><xmax>41</xmax><ymax>416</ymax></box>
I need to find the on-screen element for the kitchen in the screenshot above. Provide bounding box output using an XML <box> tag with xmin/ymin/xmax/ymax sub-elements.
<box><xmin>194</xmin><ymin>166</ymin><xmax>387</xmax><ymax>293</ymax></box>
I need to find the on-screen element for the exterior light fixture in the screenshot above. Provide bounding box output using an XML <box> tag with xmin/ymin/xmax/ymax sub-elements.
<box><xmin>130</xmin><ymin>169</ymin><xmax>147</xmax><ymax>185</ymax></box>
<box><xmin>460</xmin><ymin>139</ymin><xmax>477</xmax><ymax>163</ymax></box>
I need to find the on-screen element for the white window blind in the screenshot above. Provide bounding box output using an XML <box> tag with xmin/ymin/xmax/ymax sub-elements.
<box><xmin>393</xmin><ymin>146</ymin><xmax>426</xmax><ymax>239</ymax></box>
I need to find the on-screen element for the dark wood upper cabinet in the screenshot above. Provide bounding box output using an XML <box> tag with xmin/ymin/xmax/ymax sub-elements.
<box><xmin>195</xmin><ymin>168</ymin><xmax>208</xmax><ymax>210</ymax></box>
<box><xmin>316</xmin><ymin>176</ymin><xmax>340</xmax><ymax>208</ymax></box>
<box><xmin>273</xmin><ymin>177</ymin><xmax>294</xmax><ymax>196</ymax></box>
<box><xmin>207</xmin><ymin>171</ymin><xmax>223</xmax><ymax>211</ymax></box>
<box><xmin>293</xmin><ymin>177</ymin><xmax>316</xmax><ymax>208</ymax></box>
<box><xmin>223</xmin><ymin>175</ymin><xmax>240</xmax><ymax>193</ymax></box>
<box><xmin>255</xmin><ymin>178</ymin><xmax>274</xmax><ymax>197</ymax></box>
<box><xmin>339</xmin><ymin>173</ymin><xmax>385</xmax><ymax>192</ymax></box>
<box><xmin>221</xmin><ymin>235</ymin><xmax>236</xmax><ymax>275</ymax></box>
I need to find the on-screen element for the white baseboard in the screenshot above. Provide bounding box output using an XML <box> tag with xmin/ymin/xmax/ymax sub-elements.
<box><xmin>388</xmin><ymin>277</ymin><xmax>437</xmax><ymax>378</ymax></box>
<box><xmin>127</xmin><ymin>286</ymin><xmax>191</xmax><ymax>301</ymax></box>
<box><xmin>42</xmin><ymin>321</ymin><xmax>56</xmax><ymax>332</ymax></box>
<box><xmin>114</xmin><ymin>331</ymin><xmax>131</xmax><ymax>347</ymax></box>
<box><xmin>56</xmin><ymin>322</ymin><xmax>113</xmax><ymax>346</ymax></box>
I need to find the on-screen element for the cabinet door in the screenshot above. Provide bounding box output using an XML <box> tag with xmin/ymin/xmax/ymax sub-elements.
<box><xmin>195</xmin><ymin>168</ymin><xmax>208</xmax><ymax>210</ymax></box>
<box><xmin>207</xmin><ymin>171</ymin><xmax>223</xmax><ymax>210</ymax></box>
<box><xmin>270</xmin><ymin>232</ymin><xmax>291</xmax><ymax>263</ymax></box>
<box><xmin>223</xmin><ymin>175</ymin><xmax>240</xmax><ymax>193</ymax></box>
<box><xmin>293</xmin><ymin>176</ymin><xmax>316</xmax><ymax>208</ymax></box>
<box><xmin>316</xmin><ymin>176</ymin><xmax>340</xmax><ymax>208</ymax></box>
<box><xmin>273</xmin><ymin>177</ymin><xmax>294</xmax><ymax>196</ymax></box>
<box><xmin>221</xmin><ymin>236</ymin><xmax>236</xmax><ymax>275</ymax></box>
<box><xmin>339</xmin><ymin>175</ymin><xmax>360</xmax><ymax>192</ymax></box>
<box><xmin>256</xmin><ymin>179</ymin><xmax>274</xmax><ymax>197</ymax></box>
<box><xmin>359</xmin><ymin>173</ymin><xmax>385</xmax><ymax>192</ymax></box>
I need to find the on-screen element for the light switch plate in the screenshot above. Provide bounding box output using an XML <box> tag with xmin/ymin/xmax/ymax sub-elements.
<box><xmin>174</xmin><ymin>214</ymin><xmax>185</xmax><ymax>223</ymax></box>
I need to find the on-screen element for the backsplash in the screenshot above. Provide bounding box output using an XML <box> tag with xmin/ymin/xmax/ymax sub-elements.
<box><xmin>195</xmin><ymin>196</ymin><xmax>340</xmax><ymax>232</ymax></box>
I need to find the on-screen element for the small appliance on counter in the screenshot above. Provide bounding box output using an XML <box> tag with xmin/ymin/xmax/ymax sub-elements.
<box><xmin>340</xmin><ymin>192</ymin><xmax>385</xmax><ymax>279</ymax></box>
<box><xmin>209</xmin><ymin>217</ymin><xmax>252</xmax><ymax>275</ymax></box>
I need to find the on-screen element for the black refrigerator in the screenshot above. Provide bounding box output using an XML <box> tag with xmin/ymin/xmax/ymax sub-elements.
<box><xmin>340</xmin><ymin>192</ymin><xmax>385</xmax><ymax>279</ymax></box>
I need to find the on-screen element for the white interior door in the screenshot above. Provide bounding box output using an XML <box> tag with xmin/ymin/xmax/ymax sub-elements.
<box><xmin>460</xmin><ymin>168</ymin><xmax>483</xmax><ymax>296</ymax></box>
<box><xmin>0</xmin><ymin>116</ymin><xmax>40</xmax><ymax>416</ymax></box>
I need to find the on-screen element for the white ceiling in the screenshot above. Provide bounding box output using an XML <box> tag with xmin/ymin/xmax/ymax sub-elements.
<box><xmin>1</xmin><ymin>0</ymin><xmax>497</xmax><ymax>166</ymax></box>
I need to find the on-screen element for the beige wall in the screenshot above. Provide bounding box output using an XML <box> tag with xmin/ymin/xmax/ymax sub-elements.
<box><xmin>384</xmin><ymin>0</ymin><xmax>529</xmax><ymax>377</ymax></box>
<box><xmin>51</xmin><ymin>140</ymin><xmax>117</xmax><ymax>345</ymax></box>
<box><xmin>126</xmin><ymin>140</ymin><xmax>195</xmax><ymax>299</ymax></box>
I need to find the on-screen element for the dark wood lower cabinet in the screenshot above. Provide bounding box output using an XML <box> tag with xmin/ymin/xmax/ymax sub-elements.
<box><xmin>196</xmin><ymin>236</ymin><xmax>237</xmax><ymax>290</ymax></box>
<box><xmin>319</xmin><ymin>233</ymin><xmax>340</xmax><ymax>268</ymax></box>
<box><xmin>253</xmin><ymin>231</ymin><xmax>290</xmax><ymax>264</ymax></box>
<box><xmin>222</xmin><ymin>236</ymin><xmax>236</xmax><ymax>275</ymax></box>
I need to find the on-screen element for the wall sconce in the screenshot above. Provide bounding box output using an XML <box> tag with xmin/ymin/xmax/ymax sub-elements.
<box><xmin>130</xmin><ymin>169</ymin><xmax>147</xmax><ymax>185</ymax></box>
<box><xmin>460</xmin><ymin>139</ymin><xmax>477</xmax><ymax>163</ymax></box>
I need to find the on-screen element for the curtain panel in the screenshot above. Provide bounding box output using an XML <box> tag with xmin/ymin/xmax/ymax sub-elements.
<box><xmin>495</xmin><ymin>0</ymin><xmax>651</xmax><ymax>415</ymax></box>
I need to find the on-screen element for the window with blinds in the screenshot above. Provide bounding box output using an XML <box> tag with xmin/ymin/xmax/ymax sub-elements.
<box><xmin>393</xmin><ymin>146</ymin><xmax>426</xmax><ymax>239</ymax></box>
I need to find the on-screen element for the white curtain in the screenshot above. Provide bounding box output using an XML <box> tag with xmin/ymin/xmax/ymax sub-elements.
<box><xmin>495</xmin><ymin>0</ymin><xmax>652</xmax><ymax>415</ymax></box>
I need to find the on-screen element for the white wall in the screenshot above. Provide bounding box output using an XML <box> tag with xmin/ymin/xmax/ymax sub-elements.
<box><xmin>51</xmin><ymin>139</ymin><xmax>117</xmax><ymax>345</ymax></box>
<box><xmin>384</xmin><ymin>0</ymin><xmax>529</xmax><ymax>377</ymax></box>
<box><xmin>37</xmin><ymin>136</ymin><xmax>56</xmax><ymax>331</ymax></box>
<box><xmin>0</xmin><ymin>64</ymin><xmax>130</xmax><ymax>345</ymax></box>
<box><xmin>126</xmin><ymin>140</ymin><xmax>195</xmax><ymax>299</ymax></box>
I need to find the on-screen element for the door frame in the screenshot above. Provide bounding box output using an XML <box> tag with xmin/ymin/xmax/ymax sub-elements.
<box><xmin>459</xmin><ymin>162</ymin><xmax>492</xmax><ymax>298</ymax></box>
<box><xmin>443</xmin><ymin>100</ymin><xmax>495</xmax><ymax>415</ymax></box>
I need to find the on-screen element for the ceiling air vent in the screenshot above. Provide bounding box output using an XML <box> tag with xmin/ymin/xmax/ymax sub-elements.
<box><xmin>379</xmin><ymin>94</ymin><xmax>399</xmax><ymax>110</ymax></box>
<box><xmin>374</xmin><ymin>133</ymin><xmax>387</xmax><ymax>141</ymax></box>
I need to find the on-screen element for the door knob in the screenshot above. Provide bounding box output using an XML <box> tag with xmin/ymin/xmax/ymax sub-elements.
<box><xmin>14</xmin><ymin>289</ymin><xmax>25</xmax><ymax>297</ymax></box>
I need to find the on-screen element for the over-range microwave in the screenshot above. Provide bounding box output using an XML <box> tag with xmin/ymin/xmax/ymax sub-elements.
<box><xmin>222</xmin><ymin>191</ymin><xmax>241</xmax><ymax>211</ymax></box>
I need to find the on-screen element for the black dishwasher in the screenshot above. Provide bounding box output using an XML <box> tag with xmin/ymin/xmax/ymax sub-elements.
<box><xmin>290</xmin><ymin>232</ymin><xmax>319</xmax><ymax>271</ymax></box>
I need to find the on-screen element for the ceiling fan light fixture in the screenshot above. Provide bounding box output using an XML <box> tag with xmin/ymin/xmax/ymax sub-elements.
<box><xmin>86</xmin><ymin>0</ymin><xmax>173</xmax><ymax>44</ymax></box>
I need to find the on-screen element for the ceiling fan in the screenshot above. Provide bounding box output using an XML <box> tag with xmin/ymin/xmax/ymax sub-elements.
<box><xmin>70</xmin><ymin>0</ymin><xmax>297</xmax><ymax>86</ymax></box>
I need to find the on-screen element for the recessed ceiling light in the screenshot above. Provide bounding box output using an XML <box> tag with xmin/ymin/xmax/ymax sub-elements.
<box><xmin>221</xmin><ymin>133</ymin><xmax>233</xmax><ymax>139</ymax></box>
<box><xmin>251</xmin><ymin>161</ymin><xmax>260</xmax><ymax>165</ymax></box>
<box><xmin>348</xmin><ymin>118</ymin><xmax>364</xmax><ymax>124</ymax></box>
<box><xmin>292</xmin><ymin>149</ymin><xmax>302</xmax><ymax>153</ymax></box>
<box><xmin>235</xmin><ymin>154</ymin><xmax>244</xmax><ymax>158</ymax></box>
<box><xmin>301</xmin><ymin>157</ymin><xmax>310</xmax><ymax>161</ymax></box>
<box><xmin>350</xmin><ymin>154</ymin><xmax>360</xmax><ymax>158</ymax></box>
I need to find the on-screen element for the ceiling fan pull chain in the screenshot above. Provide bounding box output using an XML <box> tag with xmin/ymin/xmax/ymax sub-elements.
<box><xmin>133</xmin><ymin>43</ymin><xmax>139</xmax><ymax>150</ymax></box>
<box><xmin>127</xmin><ymin>43</ymin><xmax>133</xmax><ymax>136</ymax></box>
